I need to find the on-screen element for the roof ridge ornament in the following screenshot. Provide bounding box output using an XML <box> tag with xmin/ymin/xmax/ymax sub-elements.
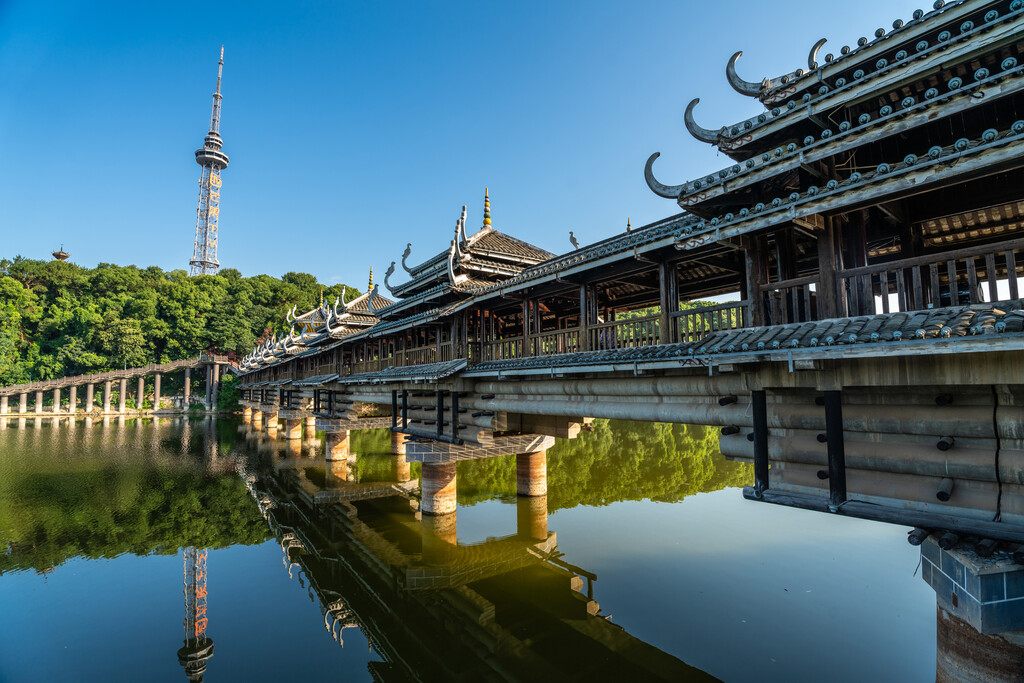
<box><xmin>401</xmin><ymin>243</ymin><xmax>413</xmax><ymax>274</ymax></box>
<box><xmin>366</xmin><ymin>284</ymin><xmax>382</xmax><ymax>315</ymax></box>
<box><xmin>447</xmin><ymin>239</ymin><xmax>458</xmax><ymax>284</ymax></box>
<box><xmin>684</xmin><ymin>98</ymin><xmax>722</xmax><ymax>145</ymax></box>
<box><xmin>459</xmin><ymin>204</ymin><xmax>468</xmax><ymax>243</ymax></box>
<box><xmin>368</xmin><ymin>267</ymin><xmax>373</xmax><ymax>294</ymax></box>
<box><xmin>384</xmin><ymin>261</ymin><xmax>398</xmax><ymax>295</ymax></box>
<box><xmin>644</xmin><ymin>152</ymin><xmax>687</xmax><ymax>199</ymax></box>
<box><xmin>453</xmin><ymin>216</ymin><xmax>465</xmax><ymax>261</ymax></box>
<box><xmin>726</xmin><ymin>52</ymin><xmax>768</xmax><ymax>98</ymax></box>
<box><xmin>808</xmin><ymin>38</ymin><xmax>827</xmax><ymax>70</ymax></box>
<box><xmin>482</xmin><ymin>188</ymin><xmax>492</xmax><ymax>230</ymax></box>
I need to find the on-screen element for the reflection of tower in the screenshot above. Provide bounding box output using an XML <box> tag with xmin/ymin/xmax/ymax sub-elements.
<box><xmin>189</xmin><ymin>47</ymin><xmax>229</xmax><ymax>276</ymax></box>
<box><xmin>178</xmin><ymin>547</ymin><xmax>214</xmax><ymax>681</ymax></box>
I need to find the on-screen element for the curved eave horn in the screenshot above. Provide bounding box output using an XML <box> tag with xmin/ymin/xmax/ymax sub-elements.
<box><xmin>808</xmin><ymin>38</ymin><xmax>827</xmax><ymax>70</ymax></box>
<box><xmin>366</xmin><ymin>284</ymin><xmax>381</xmax><ymax>315</ymax></box>
<box><xmin>726</xmin><ymin>52</ymin><xmax>767</xmax><ymax>98</ymax></box>
<box><xmin>383</xmin><ymin>261</ymin><xmax>398</xmax><ymax>295</ymax></box>
<box><xmin>401</xmin><ymin>243</ymin><xmax>413</xmax><ymax>274</ymax></box>
<box><xmin>684</xmin><ymin>98</ymin><xmax>721</xmax><ymax>145</ymax></box>
<box><xmin>644</xmin><ymin>152</ymin><xmax>687</xmax><ymax>199</ymax></box>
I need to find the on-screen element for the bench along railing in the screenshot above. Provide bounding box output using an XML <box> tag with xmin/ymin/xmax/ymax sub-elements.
<box><xmin>839</xmin><ymin>237</ymin><xmax>1024</xmax><ymax>316</ymax></box>
<box><xmin>672</xmin><ymin>301</ymin><xmax>748</xmax><ymax>343</ymax></box>
<box><xmin>482</xmin><ymin>336</ymin><xmax>525</xmax><ymax>361</ymax></box>
<box><xmin>760</xmin><ymin>275</ymin><xmax>819</xmax><ymax>325</ymax></box>
<box><xmin>530</xmin><ymin>327</ymin><xmax>582</xmax><ymax>356</ymax></box>
<box><xmin>587</xmin><ymin>314</ymin><xmax>661</xmax><ymax>350</ymax></box>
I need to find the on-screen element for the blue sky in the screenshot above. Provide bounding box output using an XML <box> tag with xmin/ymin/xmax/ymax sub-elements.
<box><xmin>1</xmin><ymin>0</ymin><xmax>925</xmax><ymax>289</ymax></box>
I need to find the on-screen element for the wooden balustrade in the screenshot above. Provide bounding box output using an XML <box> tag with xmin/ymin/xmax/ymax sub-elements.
<box><xmin>760</xmin><ymin>275</ymin><xmax>819</xmax><ymax>325</ymax></box>
<box><xmin>839</xmin><ymin>238</ymin><xmax>1024</xmax><ymax>316</ymax></box>
<box><xmin>588</xmin><ymin>315</ymin><xmax>661</xmax><ymax>350</ymax></box>
<box><xmin>482</xmin><ymin>336</ymin><xmax>525</xmax><ymax>361</ymax></box>
<box><xmin>530</xmin><ymin>327</ymin><xmax>582</xmax><ymax>356</ymax></box>
<box><xmin>672</xmin><ymin>302</ymin><xmax>748</xmax><ymax>343</ymax></box>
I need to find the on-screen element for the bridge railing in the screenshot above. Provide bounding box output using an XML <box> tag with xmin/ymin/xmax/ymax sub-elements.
<box><xmin>672</xmin><ymin>301</ymin><xmax>748</xmax><ymax>343</ymax></box>
<box><xmin>838</xmin><ymin>237</ymin><xmax>1024</xmax><ymax>316</ymax></box>
<box><xmin>0</xmin><ymin>356</ymin><xmax>214</xmax><ymax>395</ymax></box>
<box><xmin>760</xmin><ymin>274</ymin><xmax>820</xmax><ymax>326</ymax></box>
<box><xmin>530</xmin><ymin>327</ymin><xmax>583</xmax><ymax>356</ymax></box>
<box><xmin>588</xmin><ymin>314</ymin><xmax>661</xmax><ymax>351</ymax></box>
<box><xmin>482</xmin><ymin>336</ymin><xmax>525</xmax><ymax>361</ymax></box>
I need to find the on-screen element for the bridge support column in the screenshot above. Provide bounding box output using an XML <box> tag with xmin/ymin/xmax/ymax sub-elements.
<box><xmin>19</xmin><ymin>392</ymin><xmax>28</xmax><ymax>414</ymax></box>
<box><xmin>137</xmin><ymin>377</ymin><xmax>145</xmax><ymax>411</ymax></box>
<box><xmin>69</xmin><ymin>386</ymin><xmax>77</xmax><ymax>414</ymax></box>
<box><xmin>251</xmin><ymin>409</ymin><xmax>263</xmax><ymax>429</ymax></box>
<box><xmin>325</xmin><ymin>430</ymin><xmax>350</xmax><ymax>461</ymax></box>
<box><xmin>517</xmin><ymin>494</ymin><xmax>548</xmax><ymax>541</ymax></box>
<box><xmin>118</xmin><ymin>379</ymin><xmax>127</xmax><ymax>414</ymax></box>
<box><xmin>34</xmin><ymin>390</ymin><xmax>43</xmax><ymax>415</ymax></box>
<box><xmin>0</xmin><ymin>396</ymin><xmax>7</xmax><ymax>415</ymax></box>
<box><xmin>326</xmin><ymin>458</ymin><xmax>348</xmax><ymax>487</ymax></box>
<box><xmin>205</xmin><ymin>366</ymin><xmax>212</xmax><ymax>408</ymax></box>
<box><xmin>102</xmin><ymin>381</ymin><xmax>112</xmax><ymax>414</ymax></box>
<box><xmin>153</xmin><ymin>373</ymin><xmax>162</xmax><ymax>412</ymax></box>
<box><xmin>52</xmin><ymin>387</ymin><xmax>61</xmax><ymax>414</ymax></box>
<box><xmin>211</xmin><ymin>364</ymin><xmax>220</xmax><ymax>407</ymax></box>
<box><xmin>304</xmin><ymin>415</ymin><xmax>316</xmax><ymax>435</ymax></box>
<box><xmin>516</xmin><ymin>450</ymin><xmax>547</xmax><ymax>497</ymax></box>
<box><xmin>391</xmin><ymin>431</ymin><xmax>406</xmax><ymax>456</ymax></box>
<box><xmin>264</xmin><ymin>409</ymin><xmax>279</xmax><ymax>435</ymax></box>
<box><xmin>421</xmin><ymin>462</ymin><xmax>457</xmax><ymax>515</ymax></box>
<box><xmin>285</xmin><ymin>418</ymin><xmax>303</xmax><ymax>440</ymax></box>
<box><xmin>242</xmin><ymin>405</ymin><xmax>252</xmax><ymax>423</ymax></box>
<box><xmin>183</xmin><ymin>368</ymin><xmax>191</xmax><ymax>408</ymax></box>
<box><xmin>85</xmin><ymin>383</ymin><xmax>94</xmax><ymax>412</ymax></box>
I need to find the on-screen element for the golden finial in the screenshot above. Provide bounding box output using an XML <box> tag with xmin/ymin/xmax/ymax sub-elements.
<box><xmin>368</xmin><ymin>267</ymin><xmax>373</xmax><ymax>293</ymax></box>
<box><xmin>320</xmin><ymin>287</ymin><xmax>324</xmax><ymax>306</ymax></box>
<box><xmin>483</xmin><ymin>188</ymin><xmax>491</xmax><ymax>227</ymax></box>
<box><xmin>626</xmin><ymin>218</ymin><xmax>632</xmax><ymax>232</ymax></box>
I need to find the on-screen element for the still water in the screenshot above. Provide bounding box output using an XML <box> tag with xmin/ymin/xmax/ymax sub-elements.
<box><xmin>0</xmin><ymin>416</ymin><xmax>935</xmax><ymax>681</ymax></box>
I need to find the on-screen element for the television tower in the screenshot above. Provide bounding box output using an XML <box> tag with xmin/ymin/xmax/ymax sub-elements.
<box><xmin>189</xmin><ymin>47</ymin><xmax>229</xmax><ymax>276</ymax></box>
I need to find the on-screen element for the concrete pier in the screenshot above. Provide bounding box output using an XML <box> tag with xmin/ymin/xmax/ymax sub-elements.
<box><xmin>69</xmin><ymin>385</ymin><xmax>77</xmax><ymax>414</ymax></box>
<box><xmin>103</xmin><ymin>380</ymin><xmax>112</xmax><ymax>414</ymax></box>
<box><xmin>137</xmin><ymin>376</ymin><xmax>145</xmax><ymax>411</ymax></box>
<box><xmin>242</xmin><ymin>405</ymin><xmax>252</xmax><ymax>423</ymax></box>
<box><xmin>516</xmin><ymin>450</ymin><xmax>547</xmax><ymax>497</ymax></box>
<box><xmin>211</xmin><ymin>364</ymin><xmax>219</xmax><ymax>407</ymax></box>
<box><xmin>263</xmin><ymin>407</ymin><xmax>279</xmax><ymax>432</ymax></box>
<box><xmin>183</xmin><ymin>368</ymin><xmax>191</xmax><ymax>407</ymax></box>
<box><xmin>153</xmin><ymin>373</ymin><xmax>162</xmax><ymax>411</ymax></box>
<box><xmin>0</xmin><ymin>396</ymin><xmax>7</xmax><ymax>415</ymax></box>
<box><xmin>52</xmin><ymin>387</ymin><xmax>60</xmax><ymax>414</ymax></box>
<box><xmin>325</xmin><ymin>430</ymin><xmax>350</xmax><ymax>461</ymax></box>
<box><xmin>304</xmin><ymin>415</ymin><xmax>316</xmax><ymax>434</ymax></box>
<box><xmin>392</xmin><ymin>453</ymin><xmax>411</xmax><ymax>482</ymax></box>
<box><xmin>285</xmin><ymin>418</ymin><xmax>303</xmax><ymax>440</ymax></box>
<box><xmin>34</xmin><ymin>390</ymin><xmax>43</xmax><ymax>415</ymax></box>
<box><xmin>252</xmin><ymin>409</ymin><xmax>263</xmax><ymax>429</ymax></box>
<box><xmin>326</xmin><ymin>459</ymin><xmax>348</xmax><ymax>487</ymax></box>
<box><xmin>391</xmin><ymin>431</ymin><xmax>406</xmax><ymax>456</ymax></box>
<box><xmin>85</xmin><ymin>383</ymin><xmax>94</xmax><ymax>411</ymax></box>
<box><xmin>19</xmin><ymin>393</ymin><xmax>27</xmax><ymax>414</ymax></box>
<box><xmin>421</xmin><ymin>462</ymin><xmax>457</xmax><ymax>515</ymax></box>
<box><xmin>937</xmin><ymin>607</ymin><xmax>1024</xmax><ymax>681</ymax></box>
<box><xmin>118</xmin><ymin>379</ymin><xmax>127</xmax><ymax>414</ymax></box>
<box><xmin>421</xmin><ymin>513</ymin><xmax>458</xmax><ymax>564</ymax></box>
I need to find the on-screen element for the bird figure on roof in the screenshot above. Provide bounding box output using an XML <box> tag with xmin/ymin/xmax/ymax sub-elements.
<box><xmin>569</xmin><ymin>231</ymin><xmax>580</xmax><ymax>250</ymax></box>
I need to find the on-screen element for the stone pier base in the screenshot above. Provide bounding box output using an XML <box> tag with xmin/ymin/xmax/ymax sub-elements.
<box><xmin>242</xmin><ymin>406</ymin><xmax>252</xmax><ymax>424</ymax></box>
<box><xmin>937</xmin><ymin>606</ymin><xmax>1024</xmax><ymax>682</ymax></box>
<box><xmin>326</xmin><ymin>459</ymin><xmax>349</xmax><ymax>487</ymax></box>
<box><xmin>421</xmin><ymin>462</ymin><xmax>457</xmax><ymax>515</ymax></box>
<box><xmin>517</xmin><ymin>494</ymin><xmax>548</xmax><ymax>541</ymax></box>
<box><xmin>391</xmin><ymin>431</ymin><xmax>407</xmax><ymax>456</ymax></box>
<box><xmin>325</xmin><ymin>430</ymin><xmax>350</xmax><ymax>461</ymax></box>
<box><xmin>392</xmin><ymin>454</ymin><xmax>411</xmax><ymax>482</ymax></box>
<box><xmin>285</xmin><ymin>418</ymin><xmax>303</xmax><ymax>440</ymax></box>
<box><xmin>304</xmin><ymin>415</ymin><xmax>316</xmax><ymax>434</ymax></box>
<box><xmin>421</xmin><ymin>513</ymin><xmax>458</xmax><ymax>564</ymax></box>
<box><xmin>516</xmin><ymin>450</ymin><xmax>547</xmax><ymax>497</ymax></box>
<box><xmin>252</xmin><ymin>410</ymin><xmax>263</xmax><ymax>429</ymax></box>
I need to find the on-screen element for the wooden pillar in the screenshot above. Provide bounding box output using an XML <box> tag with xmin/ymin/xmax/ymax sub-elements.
<box><xmin>817</xmin><ymin>219</ymin><xmax>840</xmax><ymax>320</ymax></box>
<box><xmin>658</xmin><ymin>260</ymin><xmax>678</xmax><ymax>344</ymax></box>
<box><xmin>579</xmin><ymin>283</ymin><xmax>591</xmax><ymax>351</ymax></box>
<box><xmin>522</xmin><ymin>298</ymin><xmax>531</xmax><ymax>355</ymax></box>
<box><xmin>743</xmin><ymin>236</ymin><xmax>765</xmax><ymax>327</ymax></box>
<box><xmin>118</xmin><ymin>379</ymin><xmax>127</xmax><ymax>414</ymax></box>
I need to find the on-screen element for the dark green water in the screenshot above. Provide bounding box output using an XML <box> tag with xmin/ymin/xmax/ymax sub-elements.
<box><xmin>0</xmin><ymin>416</ymin><xmax>935</xmax><ymax>681</ymax></box>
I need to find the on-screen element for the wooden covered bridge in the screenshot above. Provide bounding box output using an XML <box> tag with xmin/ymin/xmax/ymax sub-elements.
<box><xmin>236</xmin><ymin>0</ymin><xmax>1024</xmax><ymax>660</ymax></box>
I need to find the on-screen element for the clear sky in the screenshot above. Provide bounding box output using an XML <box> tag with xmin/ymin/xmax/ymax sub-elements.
<box><xmin>1</xmin><ymin>0</ymin><xmax>925</xmax><ymax>289</ymax></box>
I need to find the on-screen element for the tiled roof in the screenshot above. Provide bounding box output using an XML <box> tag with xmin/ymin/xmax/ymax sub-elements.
<box><xmin>337</xmin><ymin>358</ymin><xmax>468</xmax><ymax>384</ymax></box>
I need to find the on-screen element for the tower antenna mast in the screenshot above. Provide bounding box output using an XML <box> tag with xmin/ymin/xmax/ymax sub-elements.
<box><xmin>189</xmin><ymin>47</ymin><xmax>229</xmax><ymax>276</ymax></box>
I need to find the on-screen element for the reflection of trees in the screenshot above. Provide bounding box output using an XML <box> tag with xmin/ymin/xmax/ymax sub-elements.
<box><xmin>0</xmin><ymin>465</ymin><xmax>268</xmax><ymax>573</ymax></box>
<box><xmin>456</xmin><ymin>420</ymin><xmax>751</xmax><ymax>510</ymax></box>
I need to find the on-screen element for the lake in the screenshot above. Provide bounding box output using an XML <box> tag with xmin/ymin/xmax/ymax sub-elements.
<box><xmin>0</xmin><ymin>416</ymin><xmax>936</xmax><ymax>681</ymax></box>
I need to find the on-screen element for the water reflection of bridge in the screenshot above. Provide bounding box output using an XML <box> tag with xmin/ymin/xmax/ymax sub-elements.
<box><xmin>244</xmin><ymin>434</ymin><xmax>717</xmax><ymax>681</ymax></box>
